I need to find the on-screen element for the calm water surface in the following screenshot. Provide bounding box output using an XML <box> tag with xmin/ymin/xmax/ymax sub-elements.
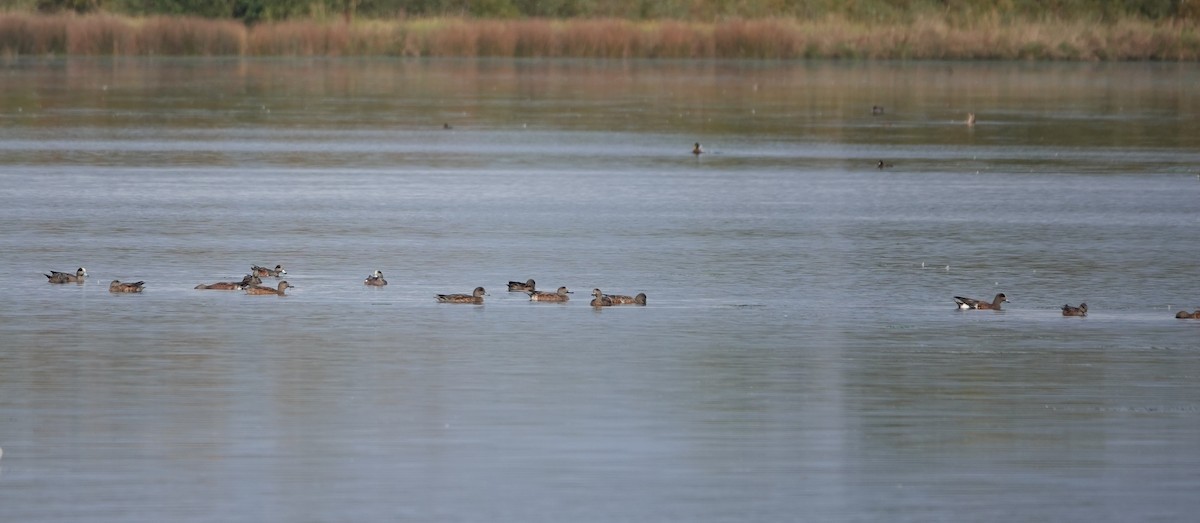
<box><xmin>1</xmin><ymin>58</ymin><xmax>1199</xmax><ymax>522</ymax></box>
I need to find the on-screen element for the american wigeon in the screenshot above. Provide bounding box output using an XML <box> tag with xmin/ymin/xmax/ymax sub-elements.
<box><xmin>46</xmin><ymin>267</ymin><xmax>87</xmax><ymax>284</ymax></box>
<box><xmin>590</xmin><ymin>289</ymin><xmax>613</xmax><ymax>307</ymax></box>
<box><xmin>954</xmin><ymin>293</ymin><xmax>1007</xmax><ymax>310</ymax></box>
<box><xmin>692</xmin><ymin>142</ymin><xmax>703</xmax><ymax>155</ymax></box>
<box><xmin>246</xmin><ymin>281</ymin><xmax>293</xmax><ymax>296</ymax></box>
<box><xmin>109</xmin><ymin>280</ymin><xmax>145</xmax><ymax>293</ymax></box>
<box><xmin>529</xmin><ymin>286</ymin><xmax>572</xmax><ymax>302</ymax></box>
<box><xmin>1061</xmin><ymin>303</ymin><xmax>1087</xmax><ymax>317</ymax></box>
<box><xmin>195</xmin><ymin>274</ymin><xmax>261</xmax><ymax>290</ymax></box>
<box><xmin>364</xmin><ymin>270</ymin><xmax>388</xmax><ymax>286</ymax></box>
<box><xmin>877</xmin><ymin>160</ymin><xmax>894</xmax><ymax>169</ymax></box>
<box><xmin>966</xmin><ymin>112</ymin><xmax>976</xmax><ymax>126</ymax></box>
<box><xmin>1175</xmin><ymin>310</ymin><xmax>1200</xmax><ymax>319</ymax></box>
<box><xmin>872</xmin><ymin>105</ymin><xmax>884</xmax><ymax>115</ymax></box>
<box><xmin>436</xmin><ymin>287</ymin><xmax>487</xmax><ymax>304</ymax></box>
<box><xmin>507</xmin><ymin>279</ymin><xmax>535</xmax><ymax>292</ymax></box>
<box><xmin>251</xmin><ymin>264</ymin><xmax>287</xmax><ymax>277</ymax></box>
<box><xmin>591</xmin><ymin>288</ymin><xmax>646</xmax><ymax>306</ymax></box>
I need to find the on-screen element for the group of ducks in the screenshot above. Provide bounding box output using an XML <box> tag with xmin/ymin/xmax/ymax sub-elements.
<box><xmin>954</xmin><ymin>291</ymin><xmax>1200</xmax><ymax>319</ymax></box>
<box><xmin>45</xmin><ymin>266</ymin><xmax>648</xmax><ymax>307</ymax></box>
<box><xmin>435</xmin><ymin>279</ymin><xmax>647</xmax><ymax>307</ymax></box>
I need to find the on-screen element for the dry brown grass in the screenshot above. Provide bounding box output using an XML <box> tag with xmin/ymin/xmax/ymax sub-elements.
<box><xmin>1</xmin><ymin>12</ymin><xmax>1197</xmax><ymax>60</ymax></box>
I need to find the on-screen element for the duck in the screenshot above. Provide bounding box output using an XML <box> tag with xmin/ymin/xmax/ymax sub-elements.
<box><xmin>246</xmin><ymin>281</ymin><xmax>293</xmax><ymax>296</ymax></box>
<box><xmin>108</xmin><ymin>280</ymin><xmax>145</xmax><ymax>293</ymax></box>
<box><xmin>692</xmin><ymin>142</ymin><xmax>703</xmax><ymax>155</ymax></box>
<box><xmin>872</xmin><ymin>105</ymin><xmax>884</xmax><ymax>115</ymax></box>
<box><xmin>1175</xmin><ymin>310</ymin><xmax>1200</xmax><ymax>319</ymax></box>
<box><xmin>251</xmin><ymin>264</ymin><xmax>287</xmax><ymax>278</ymax></box>
<box><xmin>591</xmin><ymin>288</ymin><xmax>646</xmax><ymax>306</ymax></box>
<box><xmin>436</xmin><ymin>287</ymin><xmax>487</xmax><ymax>304</ymax></box>
<box><xmin>954</xmin><ymin>293</ymin><xmax>1008</xmax><ymax>310</ymax></box>
<box><xmin>364</xmin><ymin>270</ymin><xmax>388</xmax><ymax>286</ymax></box>
<box><xmin>195</xmin><ymin>274</ymin><xmax>261</xmax><ymax>290</ymax></box>
<box><xmin>529</xmin><ymin>286</ymin><xmax>572</xmax><ymax>302</ymax></box>
<box><xmin>507</xmin><ymin>278</ymin><xmax>536</xmax><ymax>292</ymax></box>
<box><xmin>590</xmin><ymin>289</ymin><xmax>613</xmax><ymax>307</ymax></box>
<box><xmin>966</xmin><ymin>112</ymin><xmax>976</xmax><ymax>126</ymax></box>
<box><xmin>877</xmin><ymin>160</ymin><xmax>894</xmax><ymax>169</ymax></box>
<box><xmin>46</xmin><ymin>267</ymin><xmax>87</xmax><ymax>284</ymax></box>
<box><xmin>1061</xmin><ymin>303</ymin><xmax>1087</xmax><ymax>317</ymax></box>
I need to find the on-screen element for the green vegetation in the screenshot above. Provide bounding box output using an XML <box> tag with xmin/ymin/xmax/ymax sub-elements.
<box><xmin>1</xmin><ymin>1</ymin><xmax>1197</xmax><ymax>59</ymax></box>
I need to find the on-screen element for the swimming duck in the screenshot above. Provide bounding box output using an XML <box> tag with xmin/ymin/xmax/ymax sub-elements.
<box><xmin>251</xmin><ymin>264</ymin><xmax>287</xmax><ymax>278</ymax></box>
<box><xmin>590</xmin><ymin>289</ymin><xmax>614</xmax><ymax>307</ymax></box>
<box><xmin>507</xmin><ymin>279</ymin><xmax>536</xmax><ymax>292</ymax></box>
<box><xmin>529</xmin><ymin>286</ymin><xmax>572</xmax><ymax>302</ymax></box>
<box><xmin>1061</xmin><ymin>303</ymin><xmax>1087</xmax><ymax>317</ymax></box>
<box><xmin>877</xmin><ymin>160</ymin><xmax>894</xmax><ymax>169</ymax></box>
<box><xmin>195</xmin><ymin>274</ymin><xmax>261</xmax><ymax>290</ymax></box>
<box><xmin>109</xmin><ymin>280</ymin><xmax>145</xmax><ymax>293</ymax></box>
<box><xmin>954</xmin><ymin>293</ymin><xmax>1008</xmax><ymax>310</ymax></box>
<box><xmin>1176</xmin><ymin>310</ymin><xmax>1200</xmax><ymax>319</ymax></box>
<box><xmin>872</xmin><ymin>105</ymin><xmax>884</xmax><ymax>115</ymax></box>
<box><xmin>364</xmin><ymin>270</ymin><xmax>388</xmax><ymax>286</ymax></box>
<box><xmin>692</xmin><ymin>142</ymin><xmax>703</xmax><ymax>155</ymax></box>
<box><xmin>46</xmin><ymin>267</ymin><xmax>87</xmax><ymax>284</ymax></box>
<box><xmin>436</xmin><ymin>287</ymin><xmax>487</xmax><ymax>304</ymax></box>
<box><xmin>246</xmin><ymin>281</ymin><xmax>293</xmax><ymax>296</ymax></box>
<box><xmin>591</xmin><ymin>288</ymin><xmax>646</xmax><ymax>306</ymax></box>
<box><xmin>966</xmin><ymin>112</ymin><xmax>976</xmax><ymax>126</ymax></box>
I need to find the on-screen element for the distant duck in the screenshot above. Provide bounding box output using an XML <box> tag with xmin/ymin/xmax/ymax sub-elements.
<box><xmin>692</xmin><ymin>142</ymin><xmax>703</xmax><ymax>155</ymax></box>
<box><xmin>529</xmin><ymin>286</ymin><xmax>572</xmax><ymax>302</ymax></box>
<box><xmin>954</xmin><ymin>293</ymin><xmax>1008</xmax><ymax>310</ymax></box>
<box><xmin>246</xmin><ymin>281</ymin><xmax>293</xmax><ymax>296</ymax></box>
<box><xmin>436</xmin><ymin>287</ymin><xmax>487</xmax><ymax>304</ymax></box>
<box><xmin>46</xmin><ymin>267</ymin><xmax>87</xmax><ymax>284</ymax></box>
<box><xmin>364</xmin><ymin>270</ymin><xmax>388</xmax><ymax>286</ymax></box>
<box><xmin>966</xmin><ymin>112</ymin><xmax>976</xmax><ymax>126</ymax></box>
<box><xmin>251</xmin><ymin>264</ymin><xmax>287</xmax><ymax>278</ymax></box>
<box><xmin>195</xmin><ymin>274</ymin><xmax>260</xmax><ymax>290</ymax></box>
<box><xmin>1175</xmin><ymin>310</ymin><xmax>1200</xmax><ymax>319</ymax></box>
<box><xmin>443</xmin><ymin>122</ymin><xmax>453</xmax><ymax>130</ymax></box>
<box><xmin>1061</xmin><ymin>303</ymin><xmax>1088</xmax><ymax>317</ymax></box>
<box><xmin>877</xmin><ymin>160</ymin><xmax>894</xmax><ymax>169</ymax></box>
<box><xmin>108</xmin><ymin>280</ymin><xmax>145</xmax><ymax>293</ymax></box>
<box><xmin>590</xmin><ymin>288</ymin><xmax>647</xmax><ymax>306</ymax></box>
<box><xmin>507</xmin><ymin>278</ymin><xmax>536</xmax><ymax>292</ymax></box>
<box><xmin>872</xmin><ymin>105</ymin><xmax>884</xmax><ymax>115</ymax></box>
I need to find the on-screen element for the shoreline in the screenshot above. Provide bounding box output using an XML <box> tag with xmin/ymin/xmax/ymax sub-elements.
<box><xmin>1</xmin><ymin>13</ymin><xmax>1197</xmax><ymax>61</ymax></box>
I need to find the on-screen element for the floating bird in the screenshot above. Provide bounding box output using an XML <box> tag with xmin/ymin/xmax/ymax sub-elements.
<box><xmin>1175</xmin><ymin>310</ymin><xmax>1200</xmax><ymax>319</ymax></box>
<box><xmin>443</xmin><ymin>123</ymin><xmax>453</xmax><ymax>130</ymax></box>
<box><xmin>364</xmin><ymin>270</ymin><xmax>387</xmax><ymax>286</ymax></box>
<box><xmin>591</xmin><ymin>288</ymin><xmax>647</xmax><ymax>306</ymax></box>
<box><xmin>529</xmin><ymin>286</ymin><xmax>572</xmax><ymax>302</ymax></box>
<box><xmin>46</xmin><ymin>267</ymin><xmax>87</xmax><ymax>284</ymax></box>
<box><xmin>954</xmin><ymin>293</ymin><xmax>1008</xmax><ymax>310</ymax></box>
<box><xmin>966</xmin><ymin>112</ymin><xmax>976</xmax><ymax>126</ymax></box>
<box><xmin>246</xmin><ymin>281</ymin><xmax>293</xmax><ymax>296</ymax></box>
<box><xmin>195</xmin><ymin>274</ymin><xmax>260</xmax><ymax>290</ymax></box>
<box><xmin>877</xmin><ymin>160</ymin><xmax>894</xmax><ymax>169</ymax></box>
<box><xmin>507</xmin><ymin>278</ymin><xmax>536</xmax><ymax>292</ymax></box>
<box><xmin>436</xmin><ymin>287</ymin><xmax>487</xmax><ymax>304</ymax></box>
<box><xmin>251</xmin><ymin>264</ymin><xmax>287</xmax><ymax>277</ymax></box>
<box><xmin>590</xmin><ymin>289</ymin><xmax>613</xmax><ymax>307</ymax></box>
<box><xmin>1061</xmin><ymin>303</ymin><xmax>1088</xmax><ymax>317</ymax></box>
<box><xmin>108</xmin><ymin>280</ymin><xmax>145</xmax><ymax>293</ymax></box>
<box><xmin>872</xmin><ymin>105</ymin><xmax>884</xmax><ymax>115</ymax></box>
<box><xmin>692</xmin><ymin>142</ymin><xmax>703</xmax><ymax>155</ymax></box>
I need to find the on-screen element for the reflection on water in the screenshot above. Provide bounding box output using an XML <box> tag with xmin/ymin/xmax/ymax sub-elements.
<box><xmin>1</xmin><ymin>58</ymin><xmax>1199</xmax><ymax>522</ymax></box>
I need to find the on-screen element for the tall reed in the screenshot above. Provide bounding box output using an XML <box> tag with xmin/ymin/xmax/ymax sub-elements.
<box><xmin>1</xmin><ymin>12</ymin><xmax>1197</xmax><ymax>60</ymax></box>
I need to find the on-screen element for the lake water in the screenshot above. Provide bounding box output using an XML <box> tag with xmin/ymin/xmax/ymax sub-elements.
<box><xmin>1</xmin><ymin>58</ymin><xmax>1199</xmax><ymax>522</ymax></box>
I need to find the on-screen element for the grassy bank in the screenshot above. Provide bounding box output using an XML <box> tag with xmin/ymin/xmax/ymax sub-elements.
<box><xmin>1</xmin><ymin>12</ymin><xmax>1198</xmax><ymax>60</ymax></box>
